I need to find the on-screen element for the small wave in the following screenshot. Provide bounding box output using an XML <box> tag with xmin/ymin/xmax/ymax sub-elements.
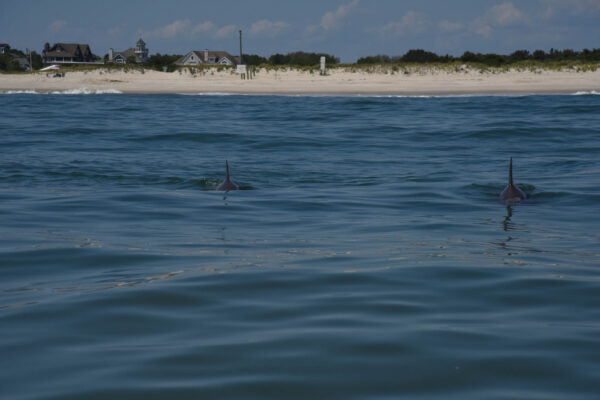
<box><xmin>178</xmin><ymin>92</ymin><xmax>239</xmax><ymax>96</ymax></box>
<box><xmin>572</xmin><ymin>90</ymin><xmax>599</xmax><ymax>95</ymax></box>
<box><xmin>2</xmin><ymin>89</ymin><xmax>39</xmax><ymax>94</ymax></box>
<box><xmin>49</xmin><ymin>87</ymin><xmax>123</xmax><ymax>95</ymax></box>
<box><xmin>1</xmin><ymin>88</ymin><xmax>122</xmax><ymax>95</ymax></box>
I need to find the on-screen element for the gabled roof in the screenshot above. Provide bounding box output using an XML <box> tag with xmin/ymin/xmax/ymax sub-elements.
<box><xmin>43</xmin><ymin>43</ymin><xmax>91</xmax><ymax>58</ymax></box>
<box><xmin>175</xmin><ymin>50</ymin><xmax>238</xmax><ymax>65</ymax></box>
<box><xmin>112</xmin><ymin>48</ymin><xmax>145</xmax><ymax>63</ymax></box>
<box><xmin>0</xmin><ymin>43</ymin><xmax>10</xmax><ymax>48</ymax></box>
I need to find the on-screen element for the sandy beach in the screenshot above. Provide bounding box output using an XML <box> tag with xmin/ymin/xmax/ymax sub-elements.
<box><xmin>1</xmin><ymin>66</ymin><xmax>599</xmax><ymax>95</ymax></box>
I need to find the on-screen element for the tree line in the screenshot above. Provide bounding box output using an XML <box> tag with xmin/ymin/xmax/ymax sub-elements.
<box><xmin>357</xmin><ymin>48</ymin><xmax>600</xmax><ymax>66</ymax></box>
<box><xmin>0</xmin><ymin>48</ymin><xmax>42</xmax><ymax>72</ymax></box>
<box><xmin>3</xmin><ymin>47</ymin><xmax>600</xmax><ymax>72</ymax></box>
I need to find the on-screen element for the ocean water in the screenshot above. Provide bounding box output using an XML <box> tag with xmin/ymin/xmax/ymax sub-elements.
<box><xmin>1</xmin><ymin>91</ymin><xmax>600</xmax><ymax>400</ymax></box>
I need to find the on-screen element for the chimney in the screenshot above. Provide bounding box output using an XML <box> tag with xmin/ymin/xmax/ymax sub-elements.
<box><xmin>108</xmin><ymin>48</ymin><xmax>113</xmax><ymax>61</ymax></box>
<box><xmin>204</xmin><ymin>49</ymin><xmax>208</xmax><ymax>62</ymax></box>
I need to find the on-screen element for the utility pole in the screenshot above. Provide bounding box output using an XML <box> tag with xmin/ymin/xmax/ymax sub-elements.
<box><xmin>27</xmin><ymin>48</ymin><xmax>32</xmax><ymax>71</ymax></box>
<box><xmin>239</xmin><ymin>30</ymin><xmax>244</xmax><ymax>65</ymax></box>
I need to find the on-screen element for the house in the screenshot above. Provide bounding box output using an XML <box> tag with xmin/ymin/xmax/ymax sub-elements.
<box><xmin>14</xmin><ymin>56</ymin><xmax>30</xmax><ymax>71</ymax></box>
<box><xmin>108</xmin><ymin>38</ymin><xmax>149</xmax><ymax>64</ymax></box>
<box><xmin>0</xmin><ymin>44</ymin><xmax>10</xmax><ymax>54</ymax></box>
<box><xmin>175</xmin><ymin>50</ymin><xmax>239</xmax><ymax>66</ymax></box>
<box><xmin>42</xmin><ymin>43</ymin><xmax>96</xmax><ymax>65</ymax></box>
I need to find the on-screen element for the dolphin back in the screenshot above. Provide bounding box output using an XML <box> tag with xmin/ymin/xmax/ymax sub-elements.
<box><xmin>500</xmin><ymin>157</ymin><xmax>526</xmax><ymax>201</ymax></box>
<box><xmin>216</xmin><ymin>160</ymin><xmax>240</xmax><ymax>191</ymax></box>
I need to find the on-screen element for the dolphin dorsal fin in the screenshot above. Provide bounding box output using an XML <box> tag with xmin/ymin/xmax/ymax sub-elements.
<box><xmin>509</xmin><ymin>157</ymin><xmax>514</xmax><ymax>186</ymax></box>
<box><xmin>225</xmin><ymin>160</ymin><xmax>230</xmax><ymax>180</ymax></box>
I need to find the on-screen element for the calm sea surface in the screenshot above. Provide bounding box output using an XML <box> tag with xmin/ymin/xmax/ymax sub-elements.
<box><xmin>1</xmin><ymin>91</ymin><xmax>600</xmax><ymax>400</ymax></box>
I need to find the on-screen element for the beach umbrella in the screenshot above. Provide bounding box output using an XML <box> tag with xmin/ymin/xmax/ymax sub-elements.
<box><xmin>40</xmin><ymin>65</ymin><xmax>60</xmax><ymax>71</ymax></box>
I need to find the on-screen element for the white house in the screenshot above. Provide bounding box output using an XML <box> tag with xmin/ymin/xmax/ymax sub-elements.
<box><xmin>175</xmin><ymin>50</ymin><xmax>239</xmax><ymax>66</ymax></box>
<box><xmin>108</xmin><ymin>38</ymin><xmax>149</xmax><ymax>64</ymax></box>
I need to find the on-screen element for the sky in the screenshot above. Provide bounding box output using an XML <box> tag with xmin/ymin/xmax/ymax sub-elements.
<box><xmin>1</xmin><ymin>0</ymin><xmax>599</xmax><ymax>62</ymax></box>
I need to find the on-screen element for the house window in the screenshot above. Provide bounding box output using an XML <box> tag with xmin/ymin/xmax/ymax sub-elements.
<box><xmin>208</xmin><ymin>57</ymin><xmax>216</xmax><ymax>63</ymax></box>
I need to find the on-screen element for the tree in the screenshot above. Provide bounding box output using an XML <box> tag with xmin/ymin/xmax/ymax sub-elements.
<box><xmin>126</xmin><ymin>55</ymin><xmax>137</xmax><ymax>64</ymax></box>
<box><xmin>148</xmin><ymin>53</ymin><xmax>182</xmax><ymax>71</ymax></box>
<box><xmin>0</xmin><ymin>53</ymin><xmax>23</xmax><ymax>71</ymax></box>
<box><xmin>401</xmin><ymin>49</ymin><xmax>442</xmax><ymax>63</ymax></box>
<box><xmin>242</xmin><ymin>54</ymin><xmax>268</xmax><ymax>65</ymax></box>
<box><xmin>357</xmin><ymin>55</ymin><xmax>391</xmax><ymax>64</ymax></box>
<box><xmin>509</xmin><ymin>50</ymin><xmax>530</xmax><ymax>61</ymax></box>
<box><xmin>533</xmin><ymin>50</ymin><xmax>546</xmax><ymax>60</ymax></box>
<box><xmin>30</xmin><ymin>51</ymin><xmax>43</xmax><ymax>70</ymax></box>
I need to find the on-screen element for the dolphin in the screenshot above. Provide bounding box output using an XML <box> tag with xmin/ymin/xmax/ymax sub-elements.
<box><xmin>500</xmin><ymin>157</ymin><xmax>526</xmax><ymax>201</ymax></box>
<box><xmin>216</xmin><ymin>160</ymin><xmax>240</xmax><ymax>191</ymax></box>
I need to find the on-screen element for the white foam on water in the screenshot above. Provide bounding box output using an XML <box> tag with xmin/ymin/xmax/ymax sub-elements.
<box><xmin>3</xmin><ymin>89</ymin><xmax>39</xmax><ymax>94</ymax></box>
<box><xmin>2</xmin><ymin>88</ymin><xmax>122</xmax><ymax>95</ymax></box>
<box><xmin>178</xmin><ymin>92</ymin><xmax>238</xmax><ymax>96</ymax></box>
<box><xmin>48</xmin><ymin>87</ymin><xmax>123</xmax><ymax>95</ymax></box>
<box><xmin>572</xmin><ymin>90</ymin><xmax>599</xmax><ymax>95</ymax></box>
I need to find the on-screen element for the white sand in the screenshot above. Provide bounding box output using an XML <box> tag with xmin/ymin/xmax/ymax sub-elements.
<box><xmin>1</xmin><ymin>66</ymin><xmax>599</xmax><ymax>95</ymax></box>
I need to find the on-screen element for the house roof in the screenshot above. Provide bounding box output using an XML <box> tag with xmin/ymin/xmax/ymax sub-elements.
<box><xmin>112</xmin><ymin>48</ymin><xmax>145</xmax><ymax>63</ymax></box>
<box><xmin>43</xmin><ymin>43</ymin><xmax>91</xmax><ymax>58</ymax></box>
<box><xmin>136</xmin><ymin>38</ymin><xmax>146</xmax><ymax>46</ymax></box>
<box><xmin>0</xmin><ymin>43</ymin><xmax>10</xmax><ymax>48</ymax></box>
<box><xmin>176</xmin><ymin>50</ymin><xmax>238</xmax><ymax>65</ymax></box>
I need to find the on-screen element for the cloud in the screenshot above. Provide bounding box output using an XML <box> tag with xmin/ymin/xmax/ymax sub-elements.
<box><xmin>381</xmin><ymin>11</ymin><xmax>429</xmax><ymax>37</ymax></box>
<box><xmin>191</xmin><ymin>21</ymin><xmax>216</xmax><ymax>35</ymax></box>
<box><xmin>322</xmin><ymin>0</ymin><xmax>359</xmax><ymax>30</ymax></box>
<box><xmin>438</xmin><ymin>20</ymin><xmax>465</xmax><ymax>32</ymax></box>
<box><xmin>540</xmin><ymin>0</ymin><xmax>600</xmax><ymax>18</ymax></box>
<box><xmin>215</xmin><ymin>24</ymin><xmax>236</xmax><ymax>39</ymax></box>
<box><xmin>48</xmin><ymin>20</ymin><xmax>67</xmax><ymax>34</ymax></box>
<box><xmin>250</xmin><ymin>20</ymin><xmax>289</xmax><ymax>37</ymax></box>
<box><xmin>470</xmin><ymin>2</ymin><xmax>528</xmax><ymax>37</ymax></box>
<box><xmin>307</xmin><ymin>0</ymin><xmax>359</xmax><ymax>33</ymax></box>
<box><xmin>144</xmin><ymin>19</ymin><xmax>191</xmax><ymax>39</ymax></box>
<box><xmin>140</xmin><ymin>20</ymin><xmax>236</xmax><ymax>40</ymax></box>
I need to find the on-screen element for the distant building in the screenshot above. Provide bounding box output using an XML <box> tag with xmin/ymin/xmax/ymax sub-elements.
<box><xmin>108</xmin><ymin>38</ymin><xmax>149</xmax><ymax>64</ymax></box>
<box><xmin>14</xmin><ymin>56</ymin><xmax>30</xmax><ymax>71</ymax></box>
<box><xmin>42</xmin><ymin>43</ymin><xmax>96</xmax><ymax>65</ymax></box>
<box><xmin>175</xmin><ymin>50</ymin><xmax>239</xmax><ymax>66</ymax></box>
<box><xmin>0</xmin><ymin>43</ymin><xmax>10</xmax><ymax>54</ymax></box>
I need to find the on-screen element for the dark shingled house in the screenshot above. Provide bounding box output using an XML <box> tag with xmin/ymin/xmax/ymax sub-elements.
<box><xmin>0</xmin><ymin>44</ymin><xmax>10</xmax><ymax>54</ymax></box>
<box><xmin>42</xmin><ymin>43</ymin><xmax>96</xmax><ymax>65</ymax></box>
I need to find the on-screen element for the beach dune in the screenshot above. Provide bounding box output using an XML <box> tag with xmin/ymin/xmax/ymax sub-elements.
<box><xmin>1</xmin><ymin>66</ymin><xmax>599</xmax><ymax>95</ymax></box>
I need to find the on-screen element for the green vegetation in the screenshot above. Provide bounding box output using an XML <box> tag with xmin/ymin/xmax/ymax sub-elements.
<box><xmin>2</xmin><ymin>45</ymin><xmax>599</xmax><ymax>75</ymax></box>
<box><xmin>267</xmin><ymin>51</ymin><xmax>339</xmax><ymax>66</ymax></box>
<box><xmin>0</xmin><ymin>48</ymin><xmax>42</xmax><ymax>72</ymax></box>
<box><xmin>357</xmin><ymin>48</ymin><xmax>600</xmax><ymax>67</ymax></box>
<box><xmin>0</xmin><ymin>53</ymin><xmax>22</xmax><ymax>71</ymax></box>
<box><xmin>242</xmin><ymin>54</ymin><xmax>268</xmax><ymax>65</ymax></box>
<box><xmin>147</xmin><ymin>53</ymin><xmax>182</xmax><ymax>71</ymax></box>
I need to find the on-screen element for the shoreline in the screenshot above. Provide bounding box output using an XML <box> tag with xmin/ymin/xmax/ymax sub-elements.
<box><xmin>1</xmin><ymin>67</ymin><xmax>599</xmax><ymax>95</ymax></box>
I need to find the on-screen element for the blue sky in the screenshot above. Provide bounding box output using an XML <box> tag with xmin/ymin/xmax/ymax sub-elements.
<box><xmin>1</xmin><ymin>0</ymin><xmax>599</xmax><ymax>62</ymax></box>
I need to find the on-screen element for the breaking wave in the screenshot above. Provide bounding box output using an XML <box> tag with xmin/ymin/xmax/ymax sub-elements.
<box><xmin>2</xmin><ymin>88</ymin><xmax>122</xmax><ymax>95</ymax></box>
<box><xmin>49</xmin><ymin>88</ymin><xmax>123</xmax><ymax>95</ymax></box>
<box><xmin>572</xmin><ymin>90</ymin><xmax>599</xmax><ymax>95</ymax></box>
